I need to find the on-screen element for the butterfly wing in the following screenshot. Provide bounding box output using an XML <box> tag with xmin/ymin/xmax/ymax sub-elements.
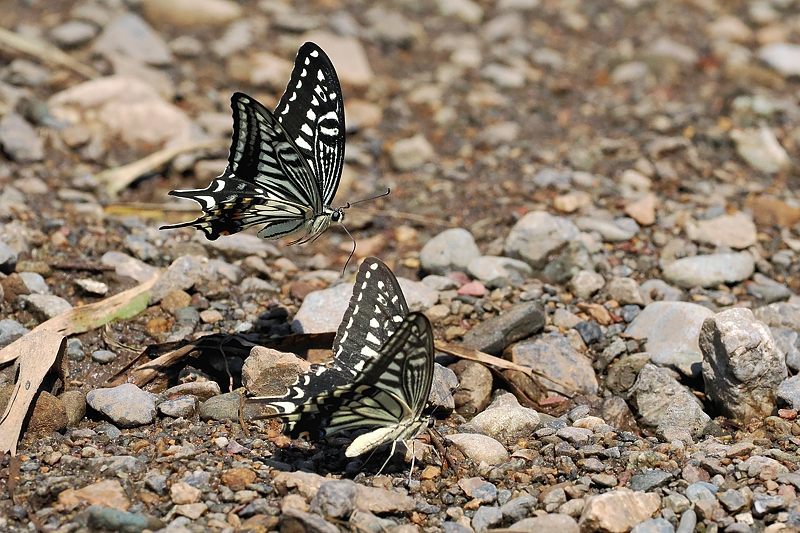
<box><xmin>161</xmin><ymin>93</ymin><xmax>323</xmax><ymax>240</ymax></box>
<box><xmin>275</xmin><ymin>42</ymin><xmax>345</xmax><ymax>207</ymax></box>
<box><xmin>330</xmin><ymin>257</ymin><xmax>409</xmax><ymax>376</ymax></box>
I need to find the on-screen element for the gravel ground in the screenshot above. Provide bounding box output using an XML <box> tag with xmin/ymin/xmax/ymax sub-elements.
<box><xmin>1</xmin><ymin>0</ymin><xmax>800</xmax><ymax>532</ymax></box>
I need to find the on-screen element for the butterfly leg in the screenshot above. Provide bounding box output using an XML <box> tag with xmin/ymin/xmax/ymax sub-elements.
<box><xmin>408</xmin><ymin>439</ymin><xmax>416</xmax><ymax>486</ymax></box>
<box><xmin>376</xmin><ymin>439</ymin><xmax>398</xmax><ymax>476</ymax></box>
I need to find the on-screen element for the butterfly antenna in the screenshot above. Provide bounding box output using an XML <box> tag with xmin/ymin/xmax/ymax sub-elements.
<box><xmin>340</xmin><ymin>223</ymin><xmax>356</xmax><ymax>275</ymax></box>
<box><xmin>343</xmin><ymin>188</ymin><xmax>391</xmax><ymax>209</ymax></box>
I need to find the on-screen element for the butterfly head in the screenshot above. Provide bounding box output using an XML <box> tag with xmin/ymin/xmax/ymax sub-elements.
<box><xmin>331</xmin><ymin>207</ymin><xmax>345</xmax><ymax>223</ymax></box>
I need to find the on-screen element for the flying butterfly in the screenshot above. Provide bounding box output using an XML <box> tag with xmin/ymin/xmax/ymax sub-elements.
<box><xmin>161</xmin><ymin>42</ymin><xmax>384</xmax><ymax>248</ymax></box>
<box><xmin>245</xmin><ymin>258</ymin><xmax>434</xmax><ymax>459</ymax></box>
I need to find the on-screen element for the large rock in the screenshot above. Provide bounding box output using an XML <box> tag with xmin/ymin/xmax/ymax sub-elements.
<box><xmin>242</xmin><ymin>347</ymin><xmax>311</xmax><ymax>397</ymax></box>
<box><xmin>686</xmin><ymin>212</ymin><xmax>757</xmax><ymax>249</ymax></box>
<box><xmin>445</xmin><ymin>433</ymin><xmax>509</xmax><ymax>465</ymax></box>
<box><xmin>419</xmin><ymin>228</ymin><xmax>481</xmax><ymax>275</ymax></box>
<box><xmin>300</xmin><ymin>32</ymin><xmax>373</xmax><ymax>87</ymax></box>
<box><xmin>462</xmin><ymin>302</ymin><xmax>545</xmax><ymax>355</ymax></box>
<box><xmin>579</xmin><ymin>489</ymin><xmax>660</xmax><ymax>533</ymax></box>
<box><xmin>700</xmin><ymin>308</ymin><xmax>787</xmax><ymax>424</ymax></box>
<box><xmin>86</xmin><ymin>384</ymin><xmax>157</xmax><ymax>428</ymax></box>
<box><xmin>625</xmin><ymin>302</ymin><xmax>714</xmax><ymax>377</ymax></box>
<box><xmin>504</xmin><ymin>211</ymin><xmax>580</xmax><ymax>269</ymax></box>
<box><xmin>461</xmin><ymin>393</ymin><xmax>540</xmax><ymax>446</ymax></box>
<box><xmin>509</xmin><ymin>333</ymin><xmax>598</xmax><ymax>395</ymax></box>
<box><xmin>93</xmin><ymin>14</ymin><xmax>173</xmax><ymax>66</ymax></box>
<box><xmin>629</xmin><ymin>364</ymin><xmax>711</xmax><ymax>441</ymax></box>
<box><xmin>662</xmin><ymin>252</ymin><xmax>754</xmax><ymax>288</ymax></box>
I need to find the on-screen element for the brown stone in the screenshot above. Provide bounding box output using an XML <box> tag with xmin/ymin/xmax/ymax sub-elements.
<box><xmin>221</xmin><ymin>467</ymin><xmax>257</xmax><ymax>491</ymax></box>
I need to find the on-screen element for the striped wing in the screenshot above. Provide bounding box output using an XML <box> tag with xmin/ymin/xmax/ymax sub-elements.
<box><xmin>249</xmin><ymin>313</ymin><xmax>434</xmax><ymax>454</ymax></box>
<box><xmin>276</xmin><ymin>42</ymin><xmax>345</xmax><ymax>206</ymax></box>
<box><xmin>330</xmin><ymin>257</ymin><xmax>409</xmax><ymax>376</ymax></box>
<box><xmin>161</xmin><ymin>93</ymin><xmax>321</xmax><ymax>240</ymax></box>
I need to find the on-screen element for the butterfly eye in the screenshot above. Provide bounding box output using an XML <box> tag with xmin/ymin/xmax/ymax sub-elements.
<box><xmin>332</xmin><ymin>210</ymin><xmax>344</xmax><ymax>222</ymax></box>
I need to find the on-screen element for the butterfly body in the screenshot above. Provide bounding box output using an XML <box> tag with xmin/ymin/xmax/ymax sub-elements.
<box><xmin>161</xmin><ymin>42</ymin><xmax>346</xmax><ymax>244</ymax></box>
<box><xmin>246</xmin><ymin>258</ymin><xmax>435</xmax><ymax>459</ymax></box>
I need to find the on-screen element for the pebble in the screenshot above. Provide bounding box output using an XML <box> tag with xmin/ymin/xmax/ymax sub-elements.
<box><xmin>445</xmin><ymin>434</ymin><xmax>509</xmax><ymax>465</ymax></box>
<box><xmin>663</xmin><ymin>252</ymin><xmax>755</xmax><ymax>288</ymax></box>
<box><xmin>461</xmin><ymin>393</ymin><xmax>540</xmax><ymax>446</ymax></box>
<box><xmin>575</xmin><ymin>216</ymin><xmax>638</xmax><ymax>242</ymax></box>
<box><xmin>578</xmin><ymin>489</ymin><xmax>660</xmax><ymax>533</ymax></box>
<box><xmin>49</xmin><ymin>20</ymin><xmax>99</xmax><ymax>48</ymax></box>
<box><xmin>150</xmin><ymin>256</ymin><xmax>211</xmax><ymax>303</ymax></box>
<box><xmin>629</xmin><ymin>470</ymin><xmax>673</xmax><ymax>491</ymax></box>
<box><xmin>631</xmin><ymin>518</ymin><xmax>675</xmax><ymax>533</ymax></box>
<box><xmin>570</xmin><ymin>270</ymin><xmax>605</xmax><ymax>300</ymax></box>
<box><xmin>467</xmin><ymin>256</ymin><xmax>532</xmax><ymax>288</ymax></box>
<box><xmin>437</xmin><ymin>0</ymin><xmax>484</xmax><ymax>23</ymax></box>
<box><xmin>86</xmin><ymin>384</ymin><xmax>158</xmax><ymax>428</ymax></box>
<box><xmin>20</xmin><ymin>294</ymin><xmax>73</xmax><ymax>320</ymax></box>
<box><xmin>505</xmin><ymin>211</ymin><xmax>580</xmax><ymax>268</ymax></box>
<box><xmin>462</xmin><ymin>301</ymin><xmax>545</xmax><ymax>355</ymax></box>
<box><xmin>700</xmin><ymin>308</ymin><xmax>787</xmax><ymax>424</ymax></box>
<box><xmin>390</xmin><ymin>134</ymin><xmax>435</xmax><ymax>171</ymax></box>
<box><xmin>747</xmin><ymin>273</ymin><xmax>791</xmax><ymax>304</ymax></box>
<box><xmin>94</xmin><ymin>13</ymin><xmax>173</xmax><ymax>66</ymax></box>
<box><xmin>198</xmin><ymin>392</ymin><xmax>241</xmax><ymax>421</ymax></box>
<box><xmin>758</xmin><ymin>42</ymin><xmax>800</xmax><ymax>77</ymax></box>
<box><xmin>74</xmin><ymin>278</ymin><xmax>109</xmax><ymax>296</ymax></box>
<box><xmin>730</xmin><ymin>126</ymin><xmax>790</xmax><ymax>174</ymax></box>
<box><xmin>0</xmin><ymin>113</ymin><xmax>44</xmax><ymax>162</ymax></box>
<box><xmin>164</xmin><ymin>381</ymin><xmax>220</xmax><ymax>401</ymax></box>
<box><xmin>605</xmin><ymin>277</ymin><xmax>644</xmax><ymax>306</ymax></box>
<box><xmin>420</xmin><ymin>228</ymin><xmax>481</xmax><ymax>275</ymax></box>
<box><xmin>686</xmin><ymin>212</ymin><xmax>757</xmax><ymax>249</ymax></box>
<box><xmin>91</xmin><ymin>350</ymin><xmax>117</xmax><ymax>364</ymax></box>
<box><xmin>472</xmin><ymin>505</ymin><xmax>503</xmax><ymax>532</ymax></box>
<box><xmin>60</xmin><ymin>390</ymin><xmax>86</xmax><ymax>427</ymax></box>
<box><xmin>141</xmin><ymin>0</ymin><xmax>242</xmax><ymax>28</ymax></box>
<box><xmin>158</xmin><ymin>396</ymin><xmax>198</xmax><ymax>418</ymax></box>
<box><xmin>510</xmin><ymin>333</ymin><xmax>599</xmax><ymax>395</ymax></box>
<box><xmin>626</xmin><ymin>301</ymin><xmax>713</xmax><ymax>376</ymax></box>
<box><xmin>0</xmin><ymin>240</ymin><xmax>17</xmax><ymax>274</ymax></box>
<box><xmin>511</xmin><ymin>514</ymin><xmax>579</xmax><ymax>533</ymax></box>
<box><xmin>85</xmin><ymin>505</ymin><xmax>164</xmax><ymax>532</ymax></box>
<box><xmin>101</xmin><ymin>252</ymin><xmax>159</xmax><ymax>284</ymax></box>
<box><xmin>310</xmin><ymin>480</ymin><xmax>357</xmax><ymax>519</ymax></box>
<box><xmin>450</xmin><ymin>360</ymin><xmax>493</xmax><ymax>415</ymax></box>
<box><xmin>242</xmin><ymin>347</ymin><xmax>310</xmax><ymax>397</ymax></box>
<box><xmin>0</xmin><ymin>319</ymin><xmax>28</xmax><ymax>348</ymax></box>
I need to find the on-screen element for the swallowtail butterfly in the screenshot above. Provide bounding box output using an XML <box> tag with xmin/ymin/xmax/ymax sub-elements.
<box><xmin>247</xmin><ymin>257</ymin><xmax>434</xmax><ymax>458</ymax></box>
<box><xmin>161</xmin><ymin>42</ymin><xmax>348</xmax><ymax>244</ymax></box>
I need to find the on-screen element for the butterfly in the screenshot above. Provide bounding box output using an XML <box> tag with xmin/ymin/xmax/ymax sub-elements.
<box><xmin>161</xmin><ymin>42</ymin><xmax>350</xmax><ymax>245</ymax></box>
<box><xmin>246</xmin><ymin>257</ymin><xmax>435</xmax><ymax>459</ymax></box>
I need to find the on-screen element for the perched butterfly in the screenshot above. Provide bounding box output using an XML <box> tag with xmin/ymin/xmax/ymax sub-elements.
<box><xmin>246</xmin><ymin>257</ymin><xmax>434</xmax><ymax>459</ymax></box>
<box><xmin>161</xmin><ymin>42</ymin><xmax>357</xmax><ymax>245</ymax></box>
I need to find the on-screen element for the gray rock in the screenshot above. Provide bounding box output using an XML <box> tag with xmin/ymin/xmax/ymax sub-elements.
<box><xmin>606</xmin><ymin>277</ymin><xmax>644</xmax><ymax>306</ymax></box>
<box><xmin>570</xmin><ymin>270</ymin><xmax>605</xmax><ymax>300</ymax></box>
<box><xmin>472</xmin><ymin>505</ymin><xmax>503</xmax><ymax>532</ymax></box>
<box><xmin>626</xmin><ymin>301</ymin><xmax>714</xmax><ymax>377</ymax></box>
<box><xmin>310</xmin><ymin>480</ymin><xmax>357</xmax><ymax>519</ymax></box>
<box><xmin>445</xmin><ymin>433</ymin><xmax>509</xmax><ymax>465</ymax></box>
<box><xmin>198</xmin><ymin>392</ymin><xmax>241</xmax><ymax>421</ymax></box>
<box><xmin>499</xmin><ymin>496</ymin><xmax>537</xmax><ymax>522</ymax></box>
<box><xmin>429</xmin><ymin>363</ymin><xmax>457</xmax><ymax>414</ymax></box>
<box><xmin>94</xmin><ymin>13</ymin><xmax>173</xmax><ymax>66</ymax></box>
<box><xmin>778</xmin><ymin>375</ymin><xmax>800</xmax><ymax>409</ymax></box>
<box><xmin>421</xmin><ymin>275</ymin><xmax>458</xmax><ymax>291</ymax></box>
<box><xmin>631</xmin><ymin>518</ymin><xmax>675</xmax><ymax>533</ymax></box>
<box><xmin>759</xmin><ymin>42</ymin><xmax>800</xmax><ymax>77</ymax></box>
<box><xmin>461</xmin><ymin>393</ymin><xmax>540</xmax><ymax>446</ymax></box>
<box><xmin>20</xmin><ymin>294</ymin><xmax>73</xmax><ymax>320</ymax></box>
<box><xmin>676</xmin><ymin>509</ymin><xmax>696</xmax><ymax>533</ymax></box>
<box><xmin>639</xmin><ymin>279</ymin><xmax>683</xmax><ymax>302</ymax></box>
<box><xmin>292</xmin><ymin>282</ymin><xmax>353</xmax><ymax>333</ymax></box>
<box><xmin>49</xmin><ymin>20</ymin><xmax>99</xmax><ymax>48</ymax></box>
<box><xmin>450</xmin><ymin>360</ymin><xmax>493</xmax><ymax>415</ymax></box>
<box><xmin>505</xmin><ymin>211</ymin><xmax>580</xmax><ymax>269</ymax></box>
<box><xmin>575</xmin><ymin>321</ymin><xmax>602</xmax><ymax>345</ymax></box>
<box><xmin>509</xmin><ymin>333</ymin><xmax>598</xmax><ymax>395</ymax></box>
<box><xmin>145</xmin><ymin>472</ymin><xmax>168</xmax><ymax>494</ymax></box>
<box><xmin>165</xmin><ymin>381</ymin><xmax>221</xmax><ymax>400</ymax></box>
<box><xmin>60</xmin><ymin>390</ymin><xmax>87</xmax><ymax>427</ymax></box>
<box><xmin>437</xmin><ymin>0</ymin><xmax>483</xmax><ymax>23</ymax></box>
<box><xmin>75</xmin><ymin>278</ymin><xmax>109</xmax><ymax>296</ymax></box>
<box><xmin>482</xmin><ymin>63</ymin><xmax>525</xmax><ymax>88</ymax></box>
<box><xmin>204</xmin><ymin>233</ymin><xmax>279</xmax><ymax>258</ymax></box>
<box><xmin>556</xmin><ymin>427</ymin><xmax>592</xmax><ymax>445</ymax></box>
<box><xmin>0</xmin><ymin>319</ymin><xmax>28</xmax><ymax>348</ymax></box>
<box><xmin>0</xmin><ymin>113</ymin><xmax>44</xmax><ymax>162</ymax></box>
<box><xmin>150</xmin><ymin>255</ymin><xmax>209</xmax><ymax>303</ymax></box>
<box><xmin>0</xmin><ymin>240</ymin><xmax>17</xmax><ymax>274</ymax></box>
<box><xmin>753</xmin><ymin>494</ymin><xmax>785</xmax><ymax>516</ymax></box>
<box><xmin>754</xmin><ymin>302</ymin><xmax>800</xmax><ymax>331</ymax></box>
<box><xmin>629</xmin><ymin>364</ymin><xmax>711</xmax><ymax>440</ymax></box>
<box><xmin>701</xmin><ymin>308</ymin><xmax>787</xmax><ymax>424</ymax></box>
<box><xmin>66</xmin><ymin>338</ymin><xmax>85</xmax><ymax>361</ymax></box>
<box><xmin>629</xmin><ymin>470</ymin><xmax>673</xmax><ymax>491</ymax></box>
<box><xmin>462</xmin><ymin>301</ymin><xmax>545</xmax><ymax>355</ymax></box>
<box><xmin>466</xmin><ymin>256</ymin><xmax>532</xmax><ymax>288</ymax></box>
<box><xmin>730</xmin><ymin>125</ymin><xmax>790</xmax><ymax>174</ymax></box>
<box><xmin>510</xmin><ymin>514</ymin><xmax>579</xmax><ymax>533</ymax></box>
<box><xmin>85</xmin><ymin>505</ymin><xmax>163</xmax><ymax>533</ymax></box>
<box><xmin>101</xmin><ymin>252</ymin><xmax>159</xmax><ymax>283</ymax></box>
<box><xmin>158</xmin><ymin>396</ymin><xmax>198</xmax><ymax>418</ymax></box>
<box><xmin>86</xmin><ymin>384</ymin><xmax>158</xmax><ymax>428</ymax></box>
<box><xmin>18</xmin><ymin>272</ymin><xmax>49</xmax><ymax>295</ymax></box>
<box><xmin>579</xmin><ymin>490</ymin><xmax>660</xmax><ymax>533</ymax></box>
<box><xmin>543</xmin><ymin>241</ymin><xmax>594</xmax><ymax>284</ymax></box>
<box><xmin>575</xmin><ymin>216</ymin><xmax>638</xmax><ymax>242</ymax></box>
<box><xmin>772</xmin><ymin>327</ymin><xmax>800</xmax><ymax>372</ymax></box>
<box><xmin>747</xmin><ymin>273</ymin><xmax>791</xmax><ymax>303</ymax></box>
<box><xmin>717</xmin><ymin>488</ymin><xmax>748</xmax><ymax>512</ymax></box>
<box><xmin>398</xmin><ymin>278</ymin><xmax>439</xmax><ymax>310</ymax></box>
<box><xmin>686</xmin><ymin>212</ymin><xmax>757</xmax><ymax>249</ymax></box>
<box><xmin>91</xmin><ymin>350</ymin><xmax>117</xmax><ymax>364</ymax></box>
<box><xmin>647</xmin><ymin>36</ymin><xmax>698</xmax><ymax>64</ymax></box>
<box><xmin>662</xmin><ymin>252</ymin><xmax>754</xmax><ymax>288</ymax></box>
<box><xmin>242</xmin><ymin>346</ymin><xmax>309</xmax><ymax>397</ymax></box>
<box><xmin>390</xmin><ymin>134</ymin><xmax>434</xmax><ymax>171</ymax></box>
<box><xmin>420</xmin><ymin>228</ymin><xmax>481</xmax><ymax>275</ymax></box>
<box><xmin>281</xmin><ymin>507</ymin><xmax>338</xmax><ymax>533</ymax></box>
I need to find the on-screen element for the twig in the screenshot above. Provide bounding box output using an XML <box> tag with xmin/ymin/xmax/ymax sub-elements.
<box><xmin>0</xmin><ymin>27</ymin><xmax>98</xmax><ymax>79</ymax></box>
<box><xmin>360</xmin><ymin>207</ymin><xmax>456</xmax><ymax>228</ymax></box>
<box><xmin>96</xmin><ymin>139</ymin><xmax>226</xmax><ymax>196</ymax></box>
<box><xmin>50</xmin><ymin>261</ymin><xmax>114</xmax><ymax>272</ymax></box>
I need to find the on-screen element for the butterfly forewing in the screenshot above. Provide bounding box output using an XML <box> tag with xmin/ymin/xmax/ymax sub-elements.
<box><xmin>276</xmin><ymin>42</ymin><xmax>345</xmax><ymax>206</ymax></box>
<box><xmin>331</xmin><ymin>258</ymin><xmax>409</xmax><ymax>376</ymax></box>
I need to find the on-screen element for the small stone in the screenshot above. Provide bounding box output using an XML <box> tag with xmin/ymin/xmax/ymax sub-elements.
<box><xmin>570</xmin><ymin>270</ymin><xmax>605</xmax><ymax>300</ymax></box>
<box><xmin>631</xmin><ymin>518</ymin><xmax>675</xmax><ymax>533</ymax></box>
<box><xmin>18</xmin><ymin>272</ymin><xmax>49</xmax><ymax>294</ymax></box>
<box><xmin>467</xmin><ymin>256</ymin><xmax>532</xmax><ymax>288</ymax></box>
<box><xmin>759</xmin><ymin>42</ymin><xmax>800</xmax><ymax>77</ymax></box>
<box><xmin>437</xmin><ymin>0</ymin><xmax>484</xmax><ymax>23</ymax></box>
<box><xmin>198</xmin><ymin>392</ymin><xmax>241</xmax><ymax>421</ymax></box>
<box><xmin>510</xmin><ymin>333</ymin><xmax>598</xmax><ymax>395</ymax></box>
<box><xmin>663</xmin><ymin>252</ymin><xmax>754</xmax><ymax>289</ymax></box>
<box><xmin>101</xmin><ymin>252</ymin><xmax>159</xmax><ymax>284</ymax></box>
<box><xmin>390</xmin><ymin>134</ymin><xmax>435</xmax><ymax>171</ymax></box>
<box><xmin>472</xmin><ymin>505</ymin><xmax>503</xmax><ymax>532</ymax></box>
<box><xmin>170</xmin><ymin>482</ymin><xmax>201</xmax><ymax>504</ymax></box>
<box><xmin>20</xmin><ymin>294</ymin><xmax>73</xmax><ymax>320</ymax></box>
<box><xmin>0</xmin><ymin>241</ymin><xmax>18</xmax><ymax>274</ymax></box>
<box><xmin>505</xmin><ymin>211</ymin><xmax>580</xmax><ymax>269</ymax></box>
<box><xmin>575</xmin><ymin>216</ymin><xmax>638</xmax><ymax>242</ymax></box>
<box><xmin>175</xmin><ymin>502</ymin><xmax>207</xmax><ymax>519</ymax></box>
<box><xmin>310</xmin><ymin>480</ymin><xmax>357</xmax><ymax>519</ymax></box>
<box><xmin>575</xmin><ymin>321</ymin><xmax>603</xmax><ymax>345</ymax></box>
<box><xmin>0</xmin><ymin>319</ymin><xmax>28</xmax><ymax>348</ymax></box>
<box><xmin>510</xmin><ymin>514</ymin><xmax>579</xmax><ymax>533</ymax></box>
<box><xmin>165</xmin><ymin>381</ymin><xmax>221</xmax><ymax>401</ymax></box>
<box><xmin>420</xmin><ymin>228</ymin><xmax>481</xmax><ymax>275</ymax></box>
<box><xmin>242</xmin><ymin>347</ymin><xmax>311</xmax><ymax>397</ymax></box>
<box><xmin>221</xmin><ymin>468</ymin><xmax>256</xmax><ymax>491</ymax></box>
<box><xmin>605</xmin><ymin>277</ymin><xmax>644</xmax><ymax>306</ymax></box>
<box><xmin>86</xmin><ymin>384</ymin><xmax>157</xmax><ymax>428</ymax></box>
<box><xmin>85</xmin><ymin>505</ymin><xmax>164</xmax><ymax>532</ymax></box>
<box><xmin>75</xmin><ymin>278</ymin><xmax>109</xmax><ymax>296</ymax></box>
<box><xmin>629</xmin><ymin>470</ymin><xmax>673</xmax><ymax>491</ymax></box>
<box><xmin>450</xmin><ymin>360</ymin><xmax>493</xmax><ymax>415</ymax></box>
<box><xmin>625</xmin><ymin>193</ymin><xmax>658</xmax><ymax>226</ymax></box>
<box><xmin>160</xmin><ymin>290</ymin><xmax>193</xmax><ymax>314</ymax></box>
<box><xmin>58</xmin><ymin>479</ymin><xmax>130</xmax><ymax>511</ymax></box>
<box><xmin>462</xmin><ymin>302</ymin><xmax>545</xmax><ymax>355</ymax></box>
<box><xmin>158</xmin><ymin>396</ymin><xmax>197</xmax><ymax>418</ymax></box>
<box><xmin>199</xmin><ymin>309</ymin><xmax>223</xmax><ymax>324</ymax></box>
<box><xmin>686</xmin><ymin>212</ymin><xmax>757</xmax><ymax>249</ymax></box>
<box><xmin>579</xmin><ymin>489</ymin><xmax>660</xmax><ymax>533</ymax></box>
<box><xmin>59</xmin><ymin>390</ymin><xmax>86</xmax><ymax>427</ymax></box>
<box><xmin>91</xmin><ymin>350</ymin><xmax>117</xmax><ymax>364</ymax></box>
<box><xmin>701</xmin><ymin>308</ymin><xmax>787</xmax><ymax>424</ymax></box>
<box><xmin>49</xmin><ymin>20</ymin><xmax>99</xmax><ymax>48</ymax></box>
<box><xmin>445</xmin><ymin>434</ymin><xmax>509</xmax><ymax>465</ymax></box>
<box><xmin>718</xmin><ymin>489</ymin><xmax>748</xmax><ymax>513</ymax></box>
<box><xmin>141</xmin><ymin>0</ymin><xmax>242</xmax><ymax>28</ymax></box>
<box><xmin>0</xmin><ymin>113</ymin><xmax>44</xmax><ymax>162</ymax></box>
<box><xmin>461</xmin><ymin>393</ymin><xmax>540</xmax><ymax>446</ymax></box>
<box><xmin>730</xmin><ymin>125</ymin><xmax>790</xmax><ymax>174</ymax></box>
<box><xmin>94</xmin><ymin>13</ymin><xmax>173</xmax><ymax>66</ymax></box>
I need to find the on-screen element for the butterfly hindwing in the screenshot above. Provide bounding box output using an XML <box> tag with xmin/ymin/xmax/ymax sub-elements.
<box><xmin>276</xmin><ymin>42</ymin><xmax>345</xmax><ymax>206</ymax></box>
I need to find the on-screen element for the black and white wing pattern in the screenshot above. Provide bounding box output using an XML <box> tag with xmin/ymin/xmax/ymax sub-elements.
<box><xmin>330</xmin><ymin>257</ymin><xmax>409</xmax><ymax>376</ymax></box>
<box><xmin>249</xmin><ymin>312</ymin><xmax>435</xmax><ymax>458</ymax></box>
<box><xmin>160</xmin><ymin>43</ymin><xmax>346</xmax><ymax>244</ymax></box>
<box><xmin>276</xmin><ymin>41</ymin><xmax>345</xmax><ymax>207</ymax></box>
